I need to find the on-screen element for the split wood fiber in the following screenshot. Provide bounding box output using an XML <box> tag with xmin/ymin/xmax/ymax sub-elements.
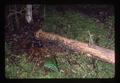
<box><xmin>35</xmin><ymin>30</ymin><xmax>115</xmax><ymax>64</ymax></box>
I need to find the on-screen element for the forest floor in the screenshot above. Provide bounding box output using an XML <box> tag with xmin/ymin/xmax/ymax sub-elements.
<box><xmin>5</xmin><ymin>5</ymin><xmax>115</xmax><ymax>78</ymax></box>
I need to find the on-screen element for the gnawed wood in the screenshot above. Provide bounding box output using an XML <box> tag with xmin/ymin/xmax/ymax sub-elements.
<box><xmin>26</xmin><ymin>5</ymin><xmax>33</xmax><ymax>23</ymax></box>
<box><xmin>35</xmin><ymin>30</ymin><xmax>115</xmax><ymax>64</ymax></box>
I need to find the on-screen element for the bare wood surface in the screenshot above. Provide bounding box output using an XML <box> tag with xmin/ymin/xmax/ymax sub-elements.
<box><xmin>35</xmin><ymin>30</ymin><xmax>115</xmax><ymax>64</ymax></box>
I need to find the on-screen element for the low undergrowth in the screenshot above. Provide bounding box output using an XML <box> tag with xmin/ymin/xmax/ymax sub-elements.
<box><xmin>5</xmin><ymin>52</ymin><xmax>115</xmax><ymax>78</ymax></box>
<box><xmin>5</xmin><ymin>5</ymin><xmax>115</xmax><ymax>78</ymax></box>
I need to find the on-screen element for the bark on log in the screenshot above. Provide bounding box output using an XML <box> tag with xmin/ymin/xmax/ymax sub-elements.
<box><xmin>35</xmin><ymin>30</ymin><xmax>115</xmax><ymax>64</ymax></box>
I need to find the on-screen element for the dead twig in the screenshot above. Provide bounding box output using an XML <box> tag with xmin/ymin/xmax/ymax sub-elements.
<box><xmin>7</xmin><ymin>8</ymin><xmax>25</xmax><ymax>18</ymax></box>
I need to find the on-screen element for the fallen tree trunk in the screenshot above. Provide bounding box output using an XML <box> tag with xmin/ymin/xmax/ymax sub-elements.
<box><xmin>35</xmin><ymin>30</ymin><xmax>115</xmax><ymax>64</ymax></box>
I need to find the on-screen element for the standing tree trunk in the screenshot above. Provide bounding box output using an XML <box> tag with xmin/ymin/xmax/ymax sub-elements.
<box><xmin>14</xmin><ymin>5</ymin><xmax>19</xmax><ymax>30</ymax></box>
<box><xmin>25</xmin><ymin>5</ymin><xmax>33</xmax><ymax>23</ymax></box>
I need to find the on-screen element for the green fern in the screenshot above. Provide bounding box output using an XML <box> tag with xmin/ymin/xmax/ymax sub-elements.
<box><xmin>44</xmin><ymin>57</ymin><xmax>59</xmax><ymax>72</ymax></box>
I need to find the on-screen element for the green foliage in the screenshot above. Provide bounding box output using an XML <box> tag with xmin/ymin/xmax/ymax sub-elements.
<box><xmin>5</xmin><ymin>52</ymin><xmax>115</xmax><ymax>78</ymax></box>
<box><xmin>44</xmin><ymin>57</ymin><xmax>59</xmax><ymax>72</ymax></box>
<box><xmin>44</xmin><ymin>9</ymin><xmax>111</xmax><ymax>47</ymax></box>
<box><xmin>5</xmin><ymin>7</ymin><xmax>114</xmax><ymax>78</ymax></box>
<box><xmin>5</xmin><ymin>54</ymin><xmax>34</xmax><ymax>78</ymax></box>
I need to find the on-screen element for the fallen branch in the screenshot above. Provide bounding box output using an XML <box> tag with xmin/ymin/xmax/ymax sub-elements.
<box><xmin>7</xmin><ymin>8</ymin><xmax>25</xmax><ymax>18</ymax></box>
<box><xmin>35</xmin><ymin>30</ymin><xmax>115</xmax><ymax>64</ymax></box>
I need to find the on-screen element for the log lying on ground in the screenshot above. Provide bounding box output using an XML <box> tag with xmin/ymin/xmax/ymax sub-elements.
<box><xmin>35</xmin><ymin>30</ymin><xmax>115</xmax><ymax>64</ymax></box>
